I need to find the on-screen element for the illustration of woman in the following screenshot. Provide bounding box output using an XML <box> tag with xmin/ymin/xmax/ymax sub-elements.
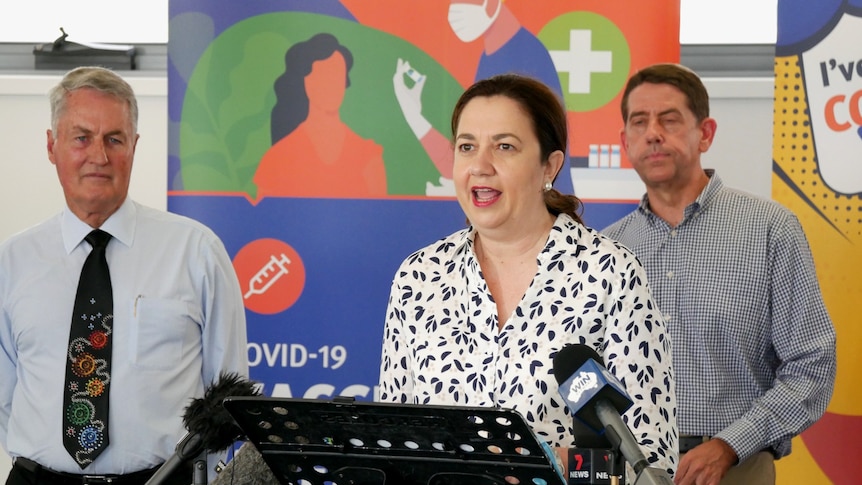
<box><xmin>254</xmin><ymin>33</ymin><xmax>386</xmax><ymax>200</ymax></box>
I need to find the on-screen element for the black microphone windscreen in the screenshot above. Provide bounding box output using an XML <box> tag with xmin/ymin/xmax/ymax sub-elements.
<box><xmin>553</xmin><ymin>343</ymin><xmax>603</xmax><ymax>385</ymax></box>
<box><xmin>182</xmin><ymin>372</ymin><xmax>261</xmax><ymax>453</ymax></box>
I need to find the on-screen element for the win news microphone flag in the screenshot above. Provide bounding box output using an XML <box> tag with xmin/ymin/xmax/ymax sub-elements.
<box><xmin>553</xmin><ymin>345</ymin><xmax>632</xmax><ymax>434</ymax></box>
<box><xmin>554</xmin><ymin>345</ymin><xmax>626</xmax><ymax>484</ymax></box>
<box><xmin>554</xmin><ymin>344</ymin><xmax>674</xmax><ymax>485</ymax></box>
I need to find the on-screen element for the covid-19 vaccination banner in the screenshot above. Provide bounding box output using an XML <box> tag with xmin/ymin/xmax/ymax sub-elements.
<box><xmin>772</xmin><ymin>0</ymin><xmax>862</xmax><ymax>483</ymax></box>
<box><xmin>166</xmin><ymin>0</ymin><xmax>679</xmax><ymax>403</ymax></box>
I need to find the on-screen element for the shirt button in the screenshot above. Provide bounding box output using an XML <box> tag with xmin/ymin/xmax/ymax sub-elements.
<box><xmin>670</xmin><ymin>230</ymin><xmax>678</xmax><ymax>237</ymax></box>
<box><xmin>666</xmin><ymin>271</ymin><xmax>674</xmax><ymax>279</ymax></box>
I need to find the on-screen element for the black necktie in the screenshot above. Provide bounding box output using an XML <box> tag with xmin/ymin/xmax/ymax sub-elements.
<box><xmin>63</xmin><ymin>229</ymin><xmax>113</xmax><ymax>468</ymax></box>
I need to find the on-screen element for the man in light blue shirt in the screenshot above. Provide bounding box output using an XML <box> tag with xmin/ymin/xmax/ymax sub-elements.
<box><xmin>0</xmin><ymin>66</ymin><xmax>248</xmax><ymax>484</ymax></box>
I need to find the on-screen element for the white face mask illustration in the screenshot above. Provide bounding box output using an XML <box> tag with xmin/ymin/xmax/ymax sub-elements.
<box><xmin>448</xmin><ymin>0</ymin><xmax>502</xmax><ymax>43</ymax></box>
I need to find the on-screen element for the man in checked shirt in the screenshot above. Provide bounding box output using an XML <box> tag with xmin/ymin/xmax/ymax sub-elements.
<box><xmin>603</xmin><ymin>63</ymin><xmax>836</xmax><ymax>485</ymax></box>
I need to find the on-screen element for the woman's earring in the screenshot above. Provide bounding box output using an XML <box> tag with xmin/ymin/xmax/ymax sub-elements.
<box><xmin>543</xmin><ymin>181</ymin><xmax>553</xmax><ymax>192</ymax></box>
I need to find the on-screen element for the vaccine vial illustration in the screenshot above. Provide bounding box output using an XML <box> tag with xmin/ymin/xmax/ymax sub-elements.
<box><xmin>404</xmin><ymin>60</ymin><xmax>424</xmax><ymax>83</ymax></box>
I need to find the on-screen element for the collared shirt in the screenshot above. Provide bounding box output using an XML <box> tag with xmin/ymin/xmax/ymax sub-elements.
<box><xmin>378</xmin><ymin>213</ymin><xmax>678</xmax><ymax>475</ymax></box>
<box><xmin>0</xmin><ymin>198</ymin><xmax>248</xmax><ymax>474</ymax></box>
<box><xmin>602</xmin><ymin>170</ymin><xmax>836</xmax><ymax>462</ymax></box>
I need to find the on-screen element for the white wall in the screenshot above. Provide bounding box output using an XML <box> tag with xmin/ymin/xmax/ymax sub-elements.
<box><xmin>0</xmin><ymin>75</ymin><xmax>773</xmax><ymax>474</ymax></box>
<box><xmin>700</xmin><ymin>78</ymin><xmax>775</xmax><ymax>194</ymax></box>
<box><xmin>0</xmin><ymin>0</ymin><xmax>778</xmax><ymax>44</ymax></box>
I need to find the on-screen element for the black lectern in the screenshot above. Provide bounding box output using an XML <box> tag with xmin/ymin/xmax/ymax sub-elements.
<box><xmin>223</xmin><ymin>396</ymin><xmax>566</xmax><ymax>485</ymax></box>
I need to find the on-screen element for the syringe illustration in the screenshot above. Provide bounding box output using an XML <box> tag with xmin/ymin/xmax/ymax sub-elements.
<box><xmin>244</xmin><ymin>253</ymin><xmax>291</xmax><ymax>299</ymax></box>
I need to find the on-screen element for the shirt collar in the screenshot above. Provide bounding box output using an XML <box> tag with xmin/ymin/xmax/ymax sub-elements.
<box><xmin>694</xmin><ymin>168</ymin><xmax>723</xmax><ymax>209</ymax></box>
<box><xmin>458</xmin><ymin>213</ymin><xmax>574</xmax><ymax>256</ymax></box>
<box><xmin>637</xmin><ymin>169</ymin><xmax>724</xmax><ymax>219</ymax></box>
<box><xmin>61</xmin><ymin>198</ymin><xmax>137</xmax><ymax>253</ymax></box>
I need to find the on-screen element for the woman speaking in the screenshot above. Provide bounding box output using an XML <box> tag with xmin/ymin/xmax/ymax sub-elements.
<box><xmin>378</xmin><ymin>73</ymin><xmax>678</xmax><ymax>479</ymax></box>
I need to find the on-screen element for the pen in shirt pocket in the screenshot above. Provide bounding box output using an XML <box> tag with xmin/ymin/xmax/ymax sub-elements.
<box><xmin>134</xmin><ymin>294</ymin><xmax>143</xmax><ymax>317</ymax></box>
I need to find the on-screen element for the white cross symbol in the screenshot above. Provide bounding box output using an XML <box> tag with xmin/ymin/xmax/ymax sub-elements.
<box><xmin>549</xmin><ymin>29</ymin><xmax>613</xmax><ymax>94</ymax></box>
<box><xmin>90</xmin><ymin>298</ymin><xmax>96</xmax><ymax>304</ymax></box>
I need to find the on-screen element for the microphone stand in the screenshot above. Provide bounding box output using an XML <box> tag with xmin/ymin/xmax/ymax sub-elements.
<box><xmin>192</xmin><ymin>452</ymin><xmax>207</xmax><ymax>485</ymax></box>
<box><xmin>608</xmin><ymin>448</ymin><xmax>622</xmax><ymax>485</ymax></box>
<box><xmin>145</xmin><ymin>432</ymin><xmax>204</xmax><ymax>485</ymax></box>
<box><xmin>595</xmin><ymin>401</ymin><xmax>674</xmax><ymax>485</ymax></box>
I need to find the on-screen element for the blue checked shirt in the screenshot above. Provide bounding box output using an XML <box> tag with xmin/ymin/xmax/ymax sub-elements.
<box><xmin>602</xmin><ymin>170</ymin><xmax>836</xmax><ymax>462</ymax></box>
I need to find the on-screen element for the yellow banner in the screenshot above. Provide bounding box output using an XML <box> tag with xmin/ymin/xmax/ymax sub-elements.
<box><xmin>773</xmin><ymin>2</ymin><xmax>862</xmax><ymax>483</ymax></box>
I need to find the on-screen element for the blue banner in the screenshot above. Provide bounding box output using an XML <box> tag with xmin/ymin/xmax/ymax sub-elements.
<box><xmin>167</xmin><ymin>0</ymin><xmax>678</xmax><ymax>400</ymax></box>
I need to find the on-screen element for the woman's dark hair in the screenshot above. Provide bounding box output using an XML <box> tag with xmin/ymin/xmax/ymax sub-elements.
<box><xmin>270</xmin><ymin>33</ymin><xmax>354</xmax><ymax>144</ymax></box>
<box><xmin>451</xmin><ymin>73</ymin><xmax>583</xmax><ymax>224</ymax></box>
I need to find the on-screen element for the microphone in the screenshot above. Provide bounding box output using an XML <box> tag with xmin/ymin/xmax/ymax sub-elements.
<box><xmin>554</xmin><ymin>344</ymin><xmax>674</xmax><ymax>485</ymax></box>
<box><xmin>554</xmin><ymin>345</ymin><xmax>624</xmax><ymax>484</ymax></box>
<box><xmin>145</xmin><ymin>372</ymin><xmax>261</xmax><ymax>485</ymax></box>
